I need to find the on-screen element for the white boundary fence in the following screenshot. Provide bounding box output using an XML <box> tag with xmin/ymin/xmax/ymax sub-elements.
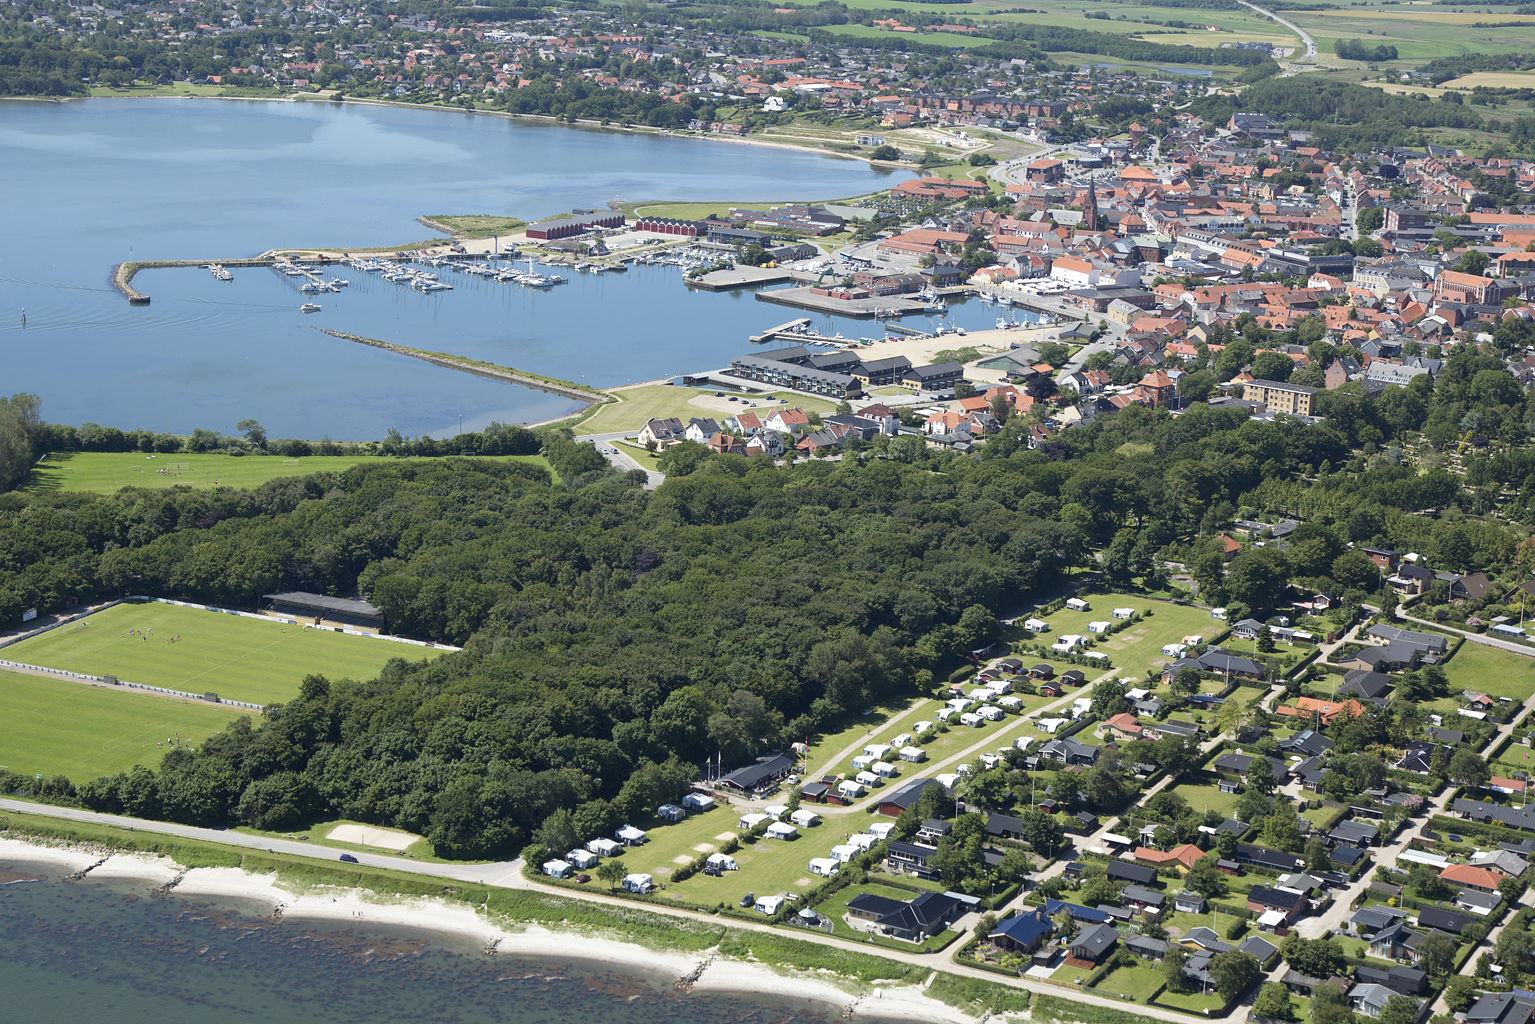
<box><xmin>0</xmin><ymin>595</ymin><xmax>462</xmax><ymax>709</ymax></box>
<box><xmin>0</xmin><ymin>657</ymin><xmax>264</xmax><ymax>710</ymax></box>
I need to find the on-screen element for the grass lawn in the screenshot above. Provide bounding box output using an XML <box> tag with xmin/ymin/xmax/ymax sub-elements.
<box><xmin>601</xmin><ymin>803</ymin><xmax>854</xmax><ymax>910</ymax></box>
<box><xmin>1093</xmin><ymin>961</ymin><xmax>1165</xmax><ymax>1000</ymax></box>
<box><xmin>802</xmin><ymin>697</ymin><xmax>937</xmax><ymax>780</ymax></box>
<box><xmin>1157</xmin><ymin>982</ymin><xmax>1228</xmax><ymax>1013</ymax></box>
<box><xmin>0</xmin><ymin>668</ymin><xmax>247</xmax><ymax>779</ymax></box>
<box><xmin>5</xmin><ymin>602</ymin><xmax>430</xmax><ymax>706</ymax></box>
<box><xmin>614</xmin><ymin>439</ymin><xmax>663</xmax><ymax>473</ymax></box>
<box><xmin>25</xmin><ymin>451</ymin><xmax>556</xmax><ymax>494</ymax></box>
<box><xmin>421</xmin><ymin>214</ymin><xmax>527</xmax><ymax>237</ymax></box>
<box><xmin>578</xmin><ymin>383</ymin><xmax>839</xmax><ymax>435</ymax></box>
<box><xmin>1167</xmin><ymin>774</ymin><xmax>1242</xmax><ymax>821</ymax></box>
<box><xmin>1442</xmin><ymin>643</ymin><xmax>1535</xmax><ymax>702</ymax></box>
<box><xmin>232</xmin><ymin>817</ymin><xmax>447</xmax><ymax>863</ymax></box>
<box><xmin>1023</xmin><ymin>597</ymin><xmax>1226</xmax><ymax>677</ymax></box>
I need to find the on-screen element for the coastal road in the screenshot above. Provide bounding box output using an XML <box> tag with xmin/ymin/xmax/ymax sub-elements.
<box><xmin>1237</xmin><ymin>1</ymin><xmax>1316</xmax><ymax>71</ymax></box>
<box><xmin>0</xmin><ymin>795</ymin><xmax>1230</xmax><ymax>1024</ymax></box>
<box><xmin>0</xmin><ymin>797</ymin><xmax>524</xmax><ymax>886</ymax></box>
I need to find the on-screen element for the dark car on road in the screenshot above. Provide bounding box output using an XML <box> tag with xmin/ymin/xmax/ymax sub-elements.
<box><xmin>339</xmin><ymin>853</ymin><xmax>359</xmax><ymax>863</ymax></box>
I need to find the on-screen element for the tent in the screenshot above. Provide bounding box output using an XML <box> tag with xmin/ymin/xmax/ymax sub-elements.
<box><xmin>657</xmin><ymin>803</ymin><xmax>686</xmax><ymax>823</ymax></box>
<box><xmin>615</xmin><ymin>825</ymin><xmax>647</xmax><ymax>846</ymax></box>
<box><xmin>565</xmin><ymin>849</ymin><xmax>598</xmax><ymax>869</ymax></box>
<box><xmin>622</xmin><ymin>873</ymin><xmax>654</xmax><ymax>894</ymax></box>
<box><xmin>754</xmin><ymin>895</ymin><xmax>787</xmax><ymax>914</ymax></box>
<box><xmin>790</xmin><ymin>808</ymin><xmax>821</xmax><ymax>828</ymax></box>
<box><xmin>586</xmin><ymin>838</ymin><xmax>622</xmax><ymax>857</ymax></box>
<box><xmin>855</xmin><ymin>770</ymin><xmax>882</xmax><ymax>787</ymax></box>
<box><xmin>706</xmin><ymin>852</ymin><xmax>739</xmax><ymax>871</ymax></box>
<box><xmin>543</xmin><ymin>860</ymin><xmax>573</xmax><ymax>879</ymax></box>
<box><xmin>763</xmin><ymin>804</ymin><xmax>788</xmax><ymax>820</ymax></box>
<box><xmin>830</xmin><ymin>844</ymin><xmax>858</xmax><ymax>863</ymax></box>
<box><xmin>682</xmin><ymin>793</ymin><xmax>716</xmax><ymax>811</ymax></box>
<box><xmin>849</xmin><ymin>832</ymin><xmax>877</xmax><ymax>851</ymax></box>
<box><xmin>765</xmin><ymin>821</ymin><xmax>799</xmax><ymax>840</ymax></box>
<box><xmin>738</xmin><ymin>812</ymin><xmax>770</xmax><ymax>830</ymax></box>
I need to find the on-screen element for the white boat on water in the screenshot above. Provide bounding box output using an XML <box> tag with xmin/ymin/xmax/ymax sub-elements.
<box><xmin>300</xmin><ymin>282</ymin><xmax>325</xmax><ymax>293</ymax></box>
<box><xmin>332</xmin><ymin>278</ymin><xmax>349</xmax><ymax>288</ymax></box>
<box><xmin>300</xmin><ymin>303</ymin><xmax>322</xmax><ymax>313</ymax></box>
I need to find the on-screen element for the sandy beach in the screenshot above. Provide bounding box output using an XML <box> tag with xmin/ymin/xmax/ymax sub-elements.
<box><xmin>0</xmin><ymin>835</ymin><xmax>981</xmax><ymax>1024</ymax></box>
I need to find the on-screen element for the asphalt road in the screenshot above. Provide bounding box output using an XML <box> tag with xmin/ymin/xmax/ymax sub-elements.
<box><xmin>1237</xmin><ymin>0</ymin><xmax>1317</xmax><ymax>71</ymax></box>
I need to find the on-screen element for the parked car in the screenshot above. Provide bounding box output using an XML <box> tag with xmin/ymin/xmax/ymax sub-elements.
<box><xmin>739</xmin><ymin>892</ymin><xmax>755</xmax><ymax>908</ymax></box>
<box><xmin>339</xmin><ymin>854</ymin><xmax>359</xmax><ymax>863</ymax></box>
<box><xmin>575</xmin><ymin>873</ymin><xmax>591</xmax><ymax>884</ymax></box>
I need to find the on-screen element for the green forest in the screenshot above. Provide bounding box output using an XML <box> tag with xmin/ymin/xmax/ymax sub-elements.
<box><xmin>2</xmin><ymin>342</ymin><xmax>1533</xmax><ymax>858</ymax></box>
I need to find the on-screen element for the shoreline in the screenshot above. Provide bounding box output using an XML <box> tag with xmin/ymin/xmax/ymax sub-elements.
<box><xmin>0</xmin><ymin>834</ymin><xmax>980</xmax><ymax>1024</ymax></box>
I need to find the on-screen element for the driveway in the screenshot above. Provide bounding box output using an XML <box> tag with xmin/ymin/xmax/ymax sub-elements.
<box><xmin>573</xmin><ymin>431</ymin><xmax>664</xmax><ymax>489</ymax></box>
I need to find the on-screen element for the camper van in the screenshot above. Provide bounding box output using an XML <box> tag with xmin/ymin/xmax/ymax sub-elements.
<box><xmin>543</xmin><ymin>860</ymin><xmax>574</xmax><ymax>879</ymax></box>
<box><xmin>682</xmin><ymin>793</ymin><xmax>716</xmax><ymax>812</ymax></box>
<box><xmin>1024</xmin><ymin>617</ymin><xmax>1049</xmax><ymax>632</ymax></box>
<box><xmin>959</xmin><ymin>712</ymin><xmax>984</xmax><ymax>728</ymax></box>
<box><xmin>565</xmin><ymin>849</ymin><xmax>598</xmax><ymax>870</ymax></box>
<box><xmin>1087</xmin><ymin>621</ymin><xmax>1112</xmax><ymax>634</ymax></box>
<box><xmin>790</xmin><ymin>808</ymin><xmax>821</xmax><ymax>828</ymax></box>
<box><xmin>1065</xmin><ymin>597</ymin><xmax>1089</xmax><ymax>612</ymax></box>
<box><xmin>622</xmin><ymin>873</ymin><xmax>655</xmax><ymax>895</ymax></box>
<box><xmin>899</xmin><ymin>745</ymin><xmax>927</xmax><ymax>762</ymax></box>
<box><xmin>1112</xmin><ymin>608</ymin><xmax>1135</xmax><ymax>620</ymax></box>
<box><xmin>978</xmin><ymin>705</ymin><xmax>1005</xmax><ymax>722</ymax></box>
<box><xmin>872</xmin><ymin>760</ymin><xmax>900</xmax><ymax>778</ymax></box>
<box><xmin>855</xmin><ymin>770</ymin><xmax>882</xmax><ymax>788</ymax></box>
<box><xmin>1161</xmin><ymin>643</ymin><xmax>1188</xmax><ymax>658</ymax></box>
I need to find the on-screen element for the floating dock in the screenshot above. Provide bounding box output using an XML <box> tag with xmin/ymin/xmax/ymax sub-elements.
<box><xmin>749</xmin><ymin>318</ymin><xmax>814</xmax><ymax>344</ymax></box>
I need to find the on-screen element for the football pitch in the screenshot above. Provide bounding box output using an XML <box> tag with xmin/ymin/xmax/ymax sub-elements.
<box><xmin>4</xmin><ymin>603</ymin><xmax>429</xmax><ymax>707</ymax></box>
<box><xmin>0</xmin><ymin>669</ymin><xmax>243</xmax><ymax>779</ymax></box>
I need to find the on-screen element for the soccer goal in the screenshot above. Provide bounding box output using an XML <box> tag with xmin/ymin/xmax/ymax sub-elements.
<box><xmin>282</xmin><ymin>458</ymin><xmax>303</xmax><ymax>467</ymax></box>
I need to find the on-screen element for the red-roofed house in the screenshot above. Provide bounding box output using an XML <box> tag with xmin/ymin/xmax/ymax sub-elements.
<box><xmin>1439</xmin><ymin>864</ymin><xmax>1505</xmax><ymax>893</ymax></box>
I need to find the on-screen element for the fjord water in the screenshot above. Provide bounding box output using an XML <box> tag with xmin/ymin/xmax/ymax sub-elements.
<box><xmin>0</xmin><ymin>860</ymin><xmax>830</xmax><ymax>1024</ymax></box>
<box><xmin>0</xmin><ymin>98</ymin><xmax>904</xmax><ymax>438</ymax></box>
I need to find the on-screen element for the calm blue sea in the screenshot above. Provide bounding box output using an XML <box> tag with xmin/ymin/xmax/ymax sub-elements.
<box><xmin>0</xmin><ymin>857</ymin><xmax>837</xmax><ymax>1024</ymax></box>
<box><xmin>0</xmin><ymin>98</ymin><xmax>933</xmax><ymax>439</ymax></box>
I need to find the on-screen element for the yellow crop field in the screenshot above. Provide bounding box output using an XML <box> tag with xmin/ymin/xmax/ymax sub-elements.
<box><xmin>1443</xmin><ymin>72</ymin><xmax>1535</xmax><ymax>90</ymax></box>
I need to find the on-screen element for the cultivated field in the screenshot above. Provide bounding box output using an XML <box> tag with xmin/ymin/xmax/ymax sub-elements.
<box><xmin>6</xmin><ymin>603</ymin><xmax>428</xmax><ymax>706</ymax></box>
<box><xmin>0</xmin><ymin>669</ymin><xmax>244</xmax><ymax>779</ymax></box>
<box><xmin>1443</xmin><ymin>72</ymin><xmax>1535</xmax><ymax>90</ymax></box>
<box><xmin>26</xmin><ymin>451</ymin><xmax>556</xmax><ymax>494</ymax></box>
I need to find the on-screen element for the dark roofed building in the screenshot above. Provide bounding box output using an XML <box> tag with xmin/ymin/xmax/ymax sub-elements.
<box><xmin>1339</xmin><ymin>670</ymin><xmax>1394</xmax><ymax>700</ymax></box>
<box><xmin>717</xmin><ymin>755</ymin><xmax>795</xmax><ymax>795</ymax></box>
<box><xmin>878</xmin><ymin>777</ymin><xmax>950</xmax><ymax>817</ymax></box>
<box><xmin>1107</xmin><ymin>862</ymin><xmax>1157</xmax><ymax>886</ymax></box>
<box><xmin>263</xmin><ymin>591</ymin><xmax>385</xmax><ymax>631</ymax></box>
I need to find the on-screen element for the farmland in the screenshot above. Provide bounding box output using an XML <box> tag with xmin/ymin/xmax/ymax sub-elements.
<box><xmin>0</xmin><ymin>669</ymin><xmax>244</xmax><ymax>779</ymax></box>
<box><xmin>4</xmin><ymin>602</ymin><xmax>429</xmax><ymax>707</ymax></box>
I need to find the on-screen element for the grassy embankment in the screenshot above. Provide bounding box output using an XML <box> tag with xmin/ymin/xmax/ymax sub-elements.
<box><xmin>576</xmin><ymin>383</ymin><xmax>840</xmax><ymax>435</ymax></box>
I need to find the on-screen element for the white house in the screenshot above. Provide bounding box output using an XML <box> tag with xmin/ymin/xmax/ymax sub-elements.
<box><xmin>1024</xmin><ymin>617</ymin><xmax>1050</xmax><ymax>632</ymax></box>
<box><xmin>765</xmin><ymin>821</ymin><xmax>798</xmax><ymax>840</ymax></box>
<box><xmin>1087</xmin><ymin>621</ymin><xmax>1112</xmax><ymax>634</ymax></box>
<box><xmin>543</xmin><ymin>860</ymin><xmax>573</xmax><ymax>879</ymax></box>
<box><xmin>682</xmin><ymin>793</ymin><xmax>716</xmax><ymax>812</ymax></box>
<box><xmin>790</xmin><ymin>808</ymin><xmax>821</xmax><ymax>828</ymax></box>
<box><xmin>622</xmin><ymin>873</ymin><xmax>654</xmax><ymax>894</ymax></box>
<box><xmin>1112</xmin><ymin>608</ymin><xmax>1135</xmax><ymax>620</ymax></box>
<box><xmin>739</xmin><ymin>813</ymin><xmax>770</xmax><ymax>830</ymax></box>
<box><xmin>565</xmin><ymin>849</ymin><xmax>598</xmax><ymax>869</ymax></box>
<box><xmin>978</xmin><ymin>705</ymin><xmax>1005</xmax><ymax>721</ymax></box>
<box><xmin>1066</xmin><ymin>597</ymin><xmax>1090</xmax><ymax>612</ymax></box>
<box><xmin>899</xmin><ymin>745</ymin><xmax>927</xmax><ymax>762</ymax></box>
<box><xmin>808</xmin><ymin>857</ymin><xmax>840</xmax><ymax>877</ymax></box>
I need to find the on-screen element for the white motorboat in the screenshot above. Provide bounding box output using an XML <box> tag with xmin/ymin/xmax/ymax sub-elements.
<box><xmin>300</xmin><ymin>303</ymin><xmax>322</xmax><ymax>313</ymax></box>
